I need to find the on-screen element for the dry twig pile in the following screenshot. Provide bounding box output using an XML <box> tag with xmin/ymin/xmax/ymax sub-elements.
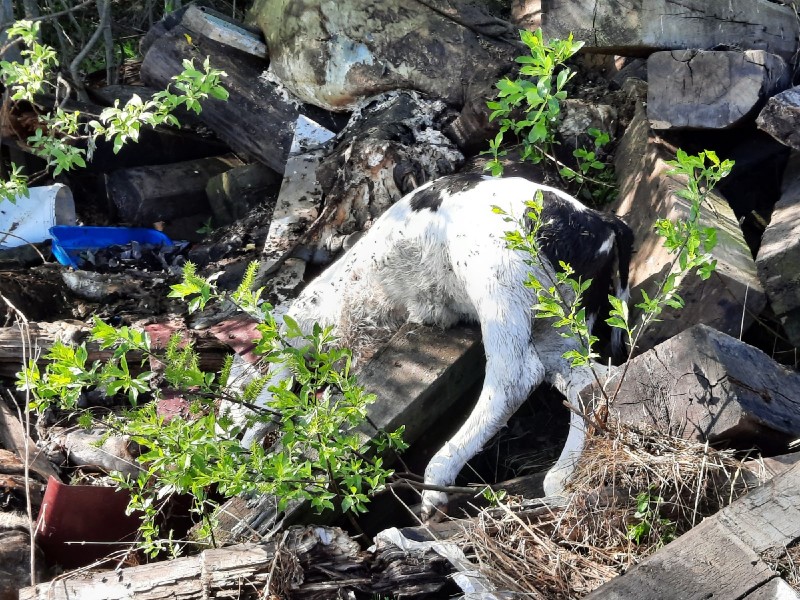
<box><xmin>459</xmin><ymin>424</ymin><xmax>765</xmax><ymax>598</ymax></box>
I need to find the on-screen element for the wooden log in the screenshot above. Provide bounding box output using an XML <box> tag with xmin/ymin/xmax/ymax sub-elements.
<box><xmin>757</xmin><ymin>86</ymin><xmax>800</xmax><ymax>151</ymax></box>
<box><xmin>647</xmin><ymin>50</ymin><xmax>790</xmax><ymax>130</ymax></box>
<box><xmin>140</xmin><ymin>12</ymin><xmax>340</xmax><ymax>174</ymax></box>
<box><xmin>205</xmin><ymin>162</ymin><xmax>280</xmax><ymax>226</ymax></box>
<box><xmin>584</xmin><ymin>461</ymin><xmax>800</xmax><ymax>599</ymax></box>
<box><xmin>0</xmin><ymin>449</ymin><xmax>45</xmax><ymax>510</ymax></box>
<box><xmin>106</xmin><ymin>154</ymin><xmax>242</xmax><ymax>226</ymax></box>
<box><xmin>584</xmin><ymin>325</ymin><xmax>800</xmax><ymax>454</ymax></box>
<box><xmin>512</xmin><ymin>0</ymin><xmax>799</xmax><ymax>61</ymax></box>
<box><xmin>210</xmin><ymin>323</ymin><xmax>483</xmax><ymax>543</ymax></box>
<box><xmin>19</xmin><ymin>524</ymin><xmax>453</xmax><ymax>599</ymax></box>
<box><xmin>756</xmin><ymin>151</ymin><xmax>800</xmax><ymax>346</ymax></box>
<box><xmin>612</xmin><ymin>99</ymin><xmax>766</xmax><ymax>350</ymax></box>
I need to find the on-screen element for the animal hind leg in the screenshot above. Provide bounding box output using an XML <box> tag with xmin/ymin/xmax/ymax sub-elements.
<box><xmin>421</xmin><ymin>306</ymin><xmax>545</xmax><ymax>521</ymax></box>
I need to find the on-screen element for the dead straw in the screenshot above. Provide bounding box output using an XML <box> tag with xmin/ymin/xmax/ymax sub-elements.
<box><xmin>456</xmin><ymin>422</ymin><xmax>765</xmax><ymax>599</ymax></box>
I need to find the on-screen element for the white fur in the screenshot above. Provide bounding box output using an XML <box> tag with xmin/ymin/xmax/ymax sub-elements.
<box><xmin>244</xmin><ymin>176</ymin><xmax>622</xmax><ymax>520</ymax></box>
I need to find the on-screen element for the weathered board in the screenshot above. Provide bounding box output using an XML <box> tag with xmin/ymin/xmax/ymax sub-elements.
<box><xmin>585</xmin><ymin>461</ymin><xmax>800</xmax><ymax>599</ymax></box>
<box><xmin>513</xmin><ymin>0</ymin><xmax>799</xmax><ymax>61</ymax></box>
<box><xmin>19</xmin><ymin>525</ymin><xmax>452</xmax><ymax>599</ymax></box>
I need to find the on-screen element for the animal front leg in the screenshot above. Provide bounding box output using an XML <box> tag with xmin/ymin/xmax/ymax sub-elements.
<box><xmin>421</xmin><ymin>345</ymin><xmax>545</xmax><ymax>522</ymax></box>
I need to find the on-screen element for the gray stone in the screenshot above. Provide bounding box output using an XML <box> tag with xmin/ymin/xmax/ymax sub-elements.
<box><xmin>599</xmin><ymin>325</ymin><xmax>800</xmax><ymax>452</ymax></box>
<box><xmin>756</xmin><ymin>151</ymin><xmax>800</xmax><ymax>346</ymax></box>
<box><xmin>512</xmin><ymin>0</ymin><xmax>799</xmax><ymax>62</ymax></box>
<box><xmin>647</xmin><ymin>50</ymin><xmax>790</xmax><ymax>130</ymax></box>
<box><xmin>757</xmin><ymin>86</ymin><xmax>800</xmax><ymax>150</ymax></box>
<box><xmin>613</xmin><ymin>99</ymin><xmax>766</xmax><ymax>351</ymax></box>
<box><xmin>248</xmin><ymin>0</ymin><xmax>518</xmax><ymax>112</ymax></box>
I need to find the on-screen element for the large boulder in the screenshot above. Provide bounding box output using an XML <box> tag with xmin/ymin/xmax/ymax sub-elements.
<box><xmin>246</xmin><ymin>0</ymin><xmax>519</xmax><ymax>112</ymax></box>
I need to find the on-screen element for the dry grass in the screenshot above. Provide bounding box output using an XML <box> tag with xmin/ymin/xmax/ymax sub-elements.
<box><xmin>457</xmin><ymin>423</ymin><xmax>766</xmax><ymax>599</ymax></box>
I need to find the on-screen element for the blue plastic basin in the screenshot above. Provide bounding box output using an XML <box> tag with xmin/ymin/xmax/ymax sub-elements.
<box><xmin>49</xmin><ymin>226</ymin><xmax>174</xmax><ymax>269</ymax></box>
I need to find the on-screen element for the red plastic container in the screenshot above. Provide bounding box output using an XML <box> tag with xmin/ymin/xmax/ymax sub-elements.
<box><xmin>36</xmin><ymin>476</ymin><xmax>141</xmax><ymax>568</ymax></box>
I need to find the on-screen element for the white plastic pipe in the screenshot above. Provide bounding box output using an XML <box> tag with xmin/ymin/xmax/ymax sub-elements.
<box><xmin>0</xmin><ymin>184</ymin><xmax>76</xmax><ymax>249</ymax></box>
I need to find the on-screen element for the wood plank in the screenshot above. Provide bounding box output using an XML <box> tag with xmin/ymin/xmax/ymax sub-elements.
<box><xmin>586</xmin><ymin>462</ymin><xmax>800</xmax><ymax>599</ymax></box>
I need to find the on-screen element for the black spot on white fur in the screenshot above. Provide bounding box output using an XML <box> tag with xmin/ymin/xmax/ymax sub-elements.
<box><xmin>409</xmin><ymin>172</ymin><xmax>485</xmax><ymax>212</ymax></box>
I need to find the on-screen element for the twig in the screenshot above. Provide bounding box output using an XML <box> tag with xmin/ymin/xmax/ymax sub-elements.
<box><xmin>0</xmin><ymin>0</ymin><xmax>95</xmax><ymax>29</ymax></box>
<box><xmin>68</xmin><ymin>0</ymin><xmax>109</xmax><ymax>102</ymax></box>
<box><xmin>0</xmin><ymin>230</ymin><xmax>48</xmax><ymax>262</ymax></box>
<box><xmin>2</xmin><ymin>292</ymin><xmax>37</xmax><ymax>585</ymax></box>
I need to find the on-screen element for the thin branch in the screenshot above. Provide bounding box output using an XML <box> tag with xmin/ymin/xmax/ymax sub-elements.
<box><xmin>68</xmin><ymin>0</ymin><xmax>108</xmax><ymax>102</ymax></box>
<box><xmin>0</xmin><ymin>0</ymin><xmax>95</xmax><ymax>29</ymax></box>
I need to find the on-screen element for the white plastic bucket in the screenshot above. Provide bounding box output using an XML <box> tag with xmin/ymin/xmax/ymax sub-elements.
<box><xmin>0</xmin><ymin>184</ymin><xmax>77</xmax><ymax>249</ymax></box>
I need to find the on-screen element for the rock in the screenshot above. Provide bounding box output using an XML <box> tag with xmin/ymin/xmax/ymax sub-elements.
<box><xmin>757</xmin><ymin>86</ymin><xmax>800</xmax><ymax>150</ymax></box>
<box><xmin>247</xmin><ymin>0</ymin><xmax>519</xmax><ymax>112</ymax></box>
<box><xmin>311</xmin><ymin>91</ymin><xmax>463</xmax><ymax>260</ymax></box>
<box><xmin>598</xmin><ymin>325</ymin><xmax>800</xmax><ymax>453</ymax></box>
<box><xmin>512</xmin><ymin>0</ymin><xmax>799</xmax><ymax>62</ymax></box>
<box><xmin>555</xmin><ymin>99</ymin><xmax>617</xmax><ymax>162</ymax></box>
<box><xmin>756</xmin><ymin>151</ymin><xmax>800</xmax><ymax>346</ymax></box>
<box><xmin>613</xmin><ymin>99</ymin><xmax>766</xmax><ymax>351</ymax></box>
<box><xmin>205</xmin><ymin>163</ymin><xmax>280</xmax><ymax>226</ymax></box>
<box><xmin>647</xmin><ymin>50</ymin><xmax>790</xmax><ymax>130</ymax></box>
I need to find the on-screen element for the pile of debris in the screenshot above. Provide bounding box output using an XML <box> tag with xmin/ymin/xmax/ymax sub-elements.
<box><xmin>2</xmin><ymin>0</ymin><xmax>800</xmax><ymax>598</ymax></box>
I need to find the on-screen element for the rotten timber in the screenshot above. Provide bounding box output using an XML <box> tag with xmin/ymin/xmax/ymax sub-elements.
<box><xmin>211</xmin><ymin>323</ymin><xmax>483</xmax><ymax>544</ymax></box>
<box><xmin>0</xmin><ymin>320</ymin><xmax>230</xmax><ymax>379</ymax></box>
<box><xmin>19</xmin><ymin>525</ymin><xmax>453</xmax><ymax>599</ymax></box>
<box><xmin>585</xmin><ymin>460</ymin><xmax>800</xmax><ymax>599</ymax></box>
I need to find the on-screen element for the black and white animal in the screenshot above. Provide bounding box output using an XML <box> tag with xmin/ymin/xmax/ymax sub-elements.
<box><xmin>243</xmin><ymin>173</ymin><xmax>633</xmax><ymax>521</ymax></box>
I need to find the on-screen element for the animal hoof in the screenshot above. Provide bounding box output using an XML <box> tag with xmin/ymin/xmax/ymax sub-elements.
<box><xmin>421</xmin><ymin>490</ymin><xmax>449</xmax><ymax>523</ymax></box>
